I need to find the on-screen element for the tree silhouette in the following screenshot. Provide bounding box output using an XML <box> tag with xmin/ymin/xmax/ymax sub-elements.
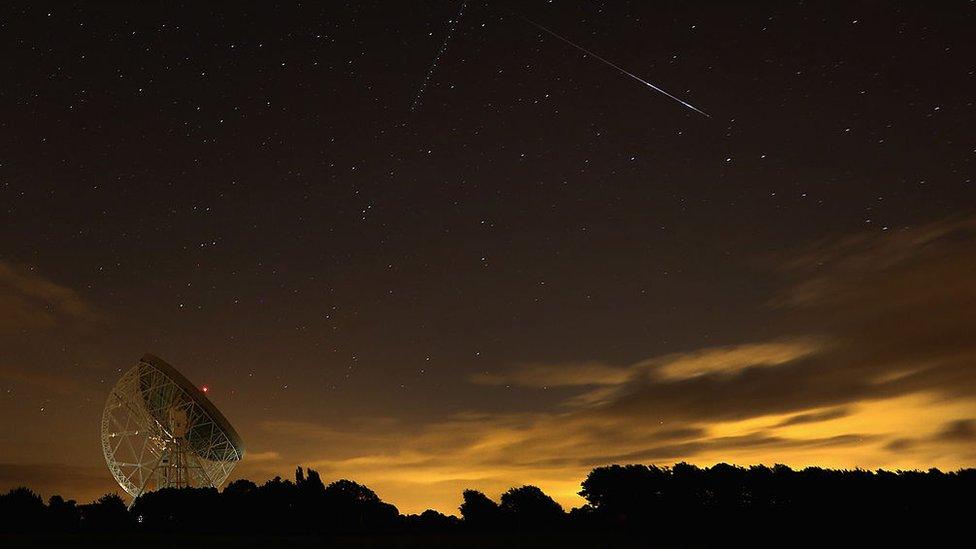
<box><xmin>323</xmin><ymin>478</ymin><xmax>379</xmax><ymax>504</ymax></box>
<box><xmin>499</xmin><ymin>485</ymin><xmax>564</xmax><ymax>528</ymax></box>
<box><xmin>579</xmin><ymin>463</ymin><xmax>669</xmax><ymax>523</ymax></box>
<box><xmin>80</xmin><ymin>493</ymin><xmax>132</xmax><ymax>532</ymax></box>
<box><xmin>46</xmin><ymin>495</ymin><xmax>80</xmax><ymax>532</ymax></box>
<box><xmin>297</xmin><ymin>466</ymin><xmax>325</xmax><ymax>494</ymax></box>
<box><xmin>222</xmin><ymin>478</ymin><xmax>257</xmax><ymax>496</ymax></box>
<box><xmin>459</xmin><ymin>489</ymin><xmax>501</xmax><ymax>528</ymax></box>
<box><xmin>0</xmin><ymin>487</ymin><xmax>45</xmax><ymax>532</ymax></box>
<box><xmin>403</xmin><ymin>509</ymin><xmax>459</xmax><ymax>530</ymax></box>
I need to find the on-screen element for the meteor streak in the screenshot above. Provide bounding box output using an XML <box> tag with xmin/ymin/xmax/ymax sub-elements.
<box><xmin>516</xmin><ymin>13</ymin><xmax>710</xmax><ymax>117</ymax></box>
<box><xmin>410</xmin><ymin>1</ymin><xmax>468</xmax><ymax>112</ymax></box>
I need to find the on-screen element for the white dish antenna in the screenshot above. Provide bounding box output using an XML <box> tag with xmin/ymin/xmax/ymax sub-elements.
<box><xmin>101</xmin><ymin>354</ymin><xmax>245</xmax><ymax>499</ymax></box>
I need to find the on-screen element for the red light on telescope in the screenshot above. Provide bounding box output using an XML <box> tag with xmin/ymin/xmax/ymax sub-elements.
<box><xmin>201</xmin><ymin>385</ymin><xmax>210</xmax><ymax>393</ymax></box>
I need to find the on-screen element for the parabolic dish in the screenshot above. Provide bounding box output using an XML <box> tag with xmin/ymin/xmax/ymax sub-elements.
<box><xmin>101</xmin><ymin>353</ymin><xmax>245</xmax><ymax>498</ymax></box>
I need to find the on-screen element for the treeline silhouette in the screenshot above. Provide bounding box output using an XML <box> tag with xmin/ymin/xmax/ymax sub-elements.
<box><xmin>2</xmin><ymin>463</ymin><xmax>973</xmax><ymax>539</ymax></box>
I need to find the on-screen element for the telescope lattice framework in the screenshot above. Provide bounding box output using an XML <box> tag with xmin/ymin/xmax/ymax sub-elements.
<box><xmin>101</xmin><ymin>354</ymin><xmax>245</xmax><ymax>499</ymax></box>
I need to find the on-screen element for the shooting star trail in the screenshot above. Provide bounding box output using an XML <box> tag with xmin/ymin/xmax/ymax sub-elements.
<box><xmin>410</xmin><ymin>1</ymin><xmax>468</xmax><ymax>112</ymax></box>
<box><xmin>516</xmin><ymin>13</ymin><xmax>710</xmax><ymax>117</ymax></box>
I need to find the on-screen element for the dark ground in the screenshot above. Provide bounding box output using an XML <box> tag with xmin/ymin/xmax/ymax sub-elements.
<box><xmin>1</xmin><ymin>532</ymin><xmax>659</xmax><ymax>549</ymax></box>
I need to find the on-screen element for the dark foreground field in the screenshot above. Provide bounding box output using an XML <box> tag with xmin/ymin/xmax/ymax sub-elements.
<box><xmin>0</xmin><ymin>526</ymin><xmax>954</xmax><ymax>549</ymax></box>
<box><xmin>2</xmin><ymin>532</ymin><xmax>657</xmax><ymax>549</ymax></box>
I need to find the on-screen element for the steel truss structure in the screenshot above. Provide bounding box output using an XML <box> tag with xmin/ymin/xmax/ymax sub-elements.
<box><xmin>101</xmin><ymin>354</ymin><xmax>245</xmax><ymax>500</ymax></box>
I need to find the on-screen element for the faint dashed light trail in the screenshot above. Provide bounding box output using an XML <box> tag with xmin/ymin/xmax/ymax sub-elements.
<box><xmin>514</xmin><ymin>11</ymin><xmax>710</xmax><ymax>117</ymax></box>
<box><xmin>410</xmin><ymin>1</ymin><xmax>468</xmax><ymax>112</ymax></box>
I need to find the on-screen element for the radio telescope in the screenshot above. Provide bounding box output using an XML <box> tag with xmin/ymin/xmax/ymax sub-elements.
<box><xmin>101</xmin><ymin>354</ymin><xmax>245</xmax><ymax>500</ymax></box>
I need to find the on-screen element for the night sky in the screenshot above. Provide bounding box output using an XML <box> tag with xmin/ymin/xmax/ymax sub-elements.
<box><xmin>1</xmin><ymin>1</ymin><xmax>974</xmax><ymax>514</ymax></box>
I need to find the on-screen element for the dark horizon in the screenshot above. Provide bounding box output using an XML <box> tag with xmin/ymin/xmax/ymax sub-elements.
<box><xmin>6</xmin><ymin>455</ymin><xmax>976</xmax><ymax>516</ymax></box>
<box><xmin>3</xmin><ymin>461</ymin><xmax>974</xmax><ymax>548</ymax></box>
<box><xmin>6</xmin><ymin>460</ymin><xmax>975</xmax><ymax>516</ymax></box>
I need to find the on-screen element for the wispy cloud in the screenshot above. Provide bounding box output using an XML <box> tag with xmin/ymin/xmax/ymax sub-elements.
<box><xmin>645</xmin><ymin>340</ymin><xmax>821</xmax><ymax>381</ymax></box>
<box><xmin>471</xmin><ymin>340</ymin><xmax>819</xmax><ymax>390</ymax></box>
<box><xmin>0</xmin><ymin>262</ymin><xmax>97</xmax><ymax>334</ymax></box>
<box><xmin>773</xmin><ymin>407</ymin><xmax>851</xmax><ymax>428</ymax></box>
